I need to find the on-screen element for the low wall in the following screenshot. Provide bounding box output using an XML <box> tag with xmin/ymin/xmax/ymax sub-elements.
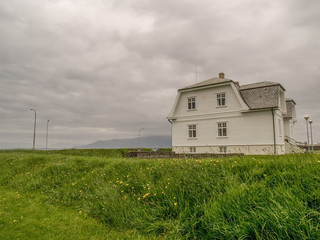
<box><xmin>172</xmin><ymin>145</ymin><xmax>286</xmax><ymax>155</ymax></box>
<box><xmin>126</xmin><ymin>151</ymin><xmax>244</xmax><ymax>159</ymax></box>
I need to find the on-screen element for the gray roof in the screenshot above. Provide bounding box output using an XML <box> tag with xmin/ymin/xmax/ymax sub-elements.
<box><xmin>283</xmin><ymin>99</ymin><xmax>296</xmax><ymax>118</ymax></box>
<box><xmin>240</xmin><ymin>81</ymin><xmax>285</xmax><ymax>91</ymax></box>
<box><xmin>240</xmin><ymin>86</ymin><xmax>279</xmax><ymax>109</ymax></box>
<box><xmin>179</xmin><ymin>77</ymin><xmax>232</xmax><ymax>91</ymax></box>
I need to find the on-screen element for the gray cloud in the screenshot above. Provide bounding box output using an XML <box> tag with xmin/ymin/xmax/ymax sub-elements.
<box><xmin>0</xmin><ymin>0</ymin><xmax>319</xmax><ymax>149</ymax></box>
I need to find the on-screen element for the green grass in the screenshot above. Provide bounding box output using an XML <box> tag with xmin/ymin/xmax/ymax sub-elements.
<box><xmin>0</xmin><ymin>150</ymin><xmax>320</xmax><ymax>239</ymax></box>
<box><xmin>0</xmin><ymin>187</ymin><xmax>149</xmax><ymax>240</ymax></box>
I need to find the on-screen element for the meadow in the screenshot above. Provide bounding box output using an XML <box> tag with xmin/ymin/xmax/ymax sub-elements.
<box><xmin>0</xmin><ymin>149</ymin><xmax>319</xmax><ymax>239</ymax></box>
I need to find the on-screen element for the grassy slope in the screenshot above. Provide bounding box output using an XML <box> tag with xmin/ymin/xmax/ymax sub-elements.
<box><xmin>0</xmin><ymin>150</ymin><xmax>320</xmax><ymax>239</ymax></box>
<box><xmin>0</xmin><ymin>187</ymin><xmax>148</xmax><ymax>240</ymax></box>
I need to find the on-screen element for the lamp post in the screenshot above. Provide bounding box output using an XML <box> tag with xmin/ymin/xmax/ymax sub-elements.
<box><xmin>46</xmin><ymin>120</ymin><xmax>49</xmax><ymax>150</ymax></box>
<box><xmin>30</xmin><ymin>109</ymin><xmax>36</xmax><ymax>150</ymax></box>
<box><xmin>138</xmin><ymin>128</ymin><xmax>144</xmax><ymax>148</ymax></box>
<box><xmin>309</xmin><ymin>119</ymin><xmax>313</xmax><ymax>152</ymax></box>
<box><xmin>304</xmin><ymin>115</ymin><xmax>310</xmax><ymax>153</ymax></box>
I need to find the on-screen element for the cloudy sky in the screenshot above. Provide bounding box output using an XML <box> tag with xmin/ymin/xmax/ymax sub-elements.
<box><xmin>0</xmin><ymin>0</ymin><xmax>319</xmax><ymax>149</ymax></box>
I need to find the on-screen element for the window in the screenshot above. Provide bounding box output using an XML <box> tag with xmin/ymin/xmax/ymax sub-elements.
<box><xmin>188</xmin><ymin>124</ymin><xmax>197</xmax><ymax>138</ymax></box>
<box><xmin>278</xmin><ymin>119</ymin><xmax>282</xmax><ymax>137</ymax></box>
<box><xmin>220</xmin><ymin>146</ymin><xmax>227</xmax><ymax>153</ymax></box>
<box><xmin>217</xmin><ymin>93</ymin><xmax>226</xmax><ymax>106</ymax></box>
<box><xmin>188</xmin><ymin>97</ymin><xmax>196</xmax><ymax>110</ymax></box>
<box><xmin>218</xmin><ymin>122</ymin><xmax>227</xmax><ymax>137</ymax></box>
<box><xmin>190</xmin><ymin>147</ymin><xmax>196</xmax><ymax>153</ymax></box>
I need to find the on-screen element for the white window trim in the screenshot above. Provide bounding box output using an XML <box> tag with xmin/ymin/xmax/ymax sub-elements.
<box><xmin>216</xmin><ymin>92</ymin><xmax>227</xmax><ymax>107</ymax></box>
<box><xmin>217</xmin><ymin>121</ymin><xmax>228</xmax><ymax>137</ymax></box>
<box><xmin>278</xmin><ymin>119</ymin><xmax>282</xmax><ymax>137</ymax></box>
<box><xmin>187</xmin><ymin>96</ymin><xmax>197</xmax><ymax>110</ymax></box>
<box><xmin>187</xmin><ymin>124</ymin><xmax>197</xmax><ymax>139</ymax></box>
<box><xmin>190</xmin><ymin>147</ymin><xmax>196</xmax><ymax>153</ymax></box>
<box><xmin>219</xmin><ymin>146</ymin><xmax>227</xmax><ymax>154</ymax></box>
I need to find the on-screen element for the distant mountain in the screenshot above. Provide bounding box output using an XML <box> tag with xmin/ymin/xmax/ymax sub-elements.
<box><xmin>75</xmin><ymin>135</ymin><xmax>172</xmax><ymax>149</ymax></box>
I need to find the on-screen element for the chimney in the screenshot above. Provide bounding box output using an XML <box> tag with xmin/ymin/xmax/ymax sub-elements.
<box><xmin>219</xmin><ymin>72</ymin><xmax>225</xmax><ymax>79</ymax></box>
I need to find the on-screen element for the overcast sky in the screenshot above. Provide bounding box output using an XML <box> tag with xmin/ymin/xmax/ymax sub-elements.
<box><xmin>0</xmin><ymin>0</ymin><xmax>319</xmax><ymax>149</ymax></box>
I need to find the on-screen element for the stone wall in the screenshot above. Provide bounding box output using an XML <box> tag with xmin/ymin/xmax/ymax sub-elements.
<box><xmin>125</xmin><ymin>151</ymin><xmax>244</xmax><ymax>159</ymax></box>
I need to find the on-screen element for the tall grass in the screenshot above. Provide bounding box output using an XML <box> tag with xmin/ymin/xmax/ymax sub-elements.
<box><xmin>0</xmin><ymin>150</ymin><xmax>319</xmax><ymax>239</ymax></box>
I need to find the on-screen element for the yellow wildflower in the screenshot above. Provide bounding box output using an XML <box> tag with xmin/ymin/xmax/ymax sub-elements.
<box><xmin>143</xmin><ymin>193</ymin><xmax>150</xmax><ymax>198</ymax></box>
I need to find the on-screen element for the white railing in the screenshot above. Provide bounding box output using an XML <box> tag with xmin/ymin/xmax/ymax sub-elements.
<box><xmin>284</xmin><ymin>136</ymin><xmax>298</xmax><ymax>145</ymax></box>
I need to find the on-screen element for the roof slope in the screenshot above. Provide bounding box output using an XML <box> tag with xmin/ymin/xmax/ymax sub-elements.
<box><xmin>240</xmin><ymin>86</ymin><xmax>279</xmax><ymax>109</ymax></box>
<box><xmin>179</xmin><ymin>77</ymin><xmax>232</xmax><ymax>91</ymax></box>
<box><xmin>240</xmin><ymin>81</ymin><xmax>285</xmax><ymax>91</ymax></box>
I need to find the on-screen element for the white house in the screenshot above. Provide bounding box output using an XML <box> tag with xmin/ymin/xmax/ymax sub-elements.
<box><xmin>167</xmin><ymin>73</ymin><xmax>300</xmax><ymax>155</ymax></box>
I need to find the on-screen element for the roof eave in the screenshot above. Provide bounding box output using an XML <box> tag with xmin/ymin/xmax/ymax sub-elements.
<box><xmin>286</xmin><ymin>99</ymin><xmax>296</xmax><ymax>105</ymax></box>
<box><xmin>241</xmin><ymin>106</ymin><xmax>279</xmax><ymax>112</ymax></box>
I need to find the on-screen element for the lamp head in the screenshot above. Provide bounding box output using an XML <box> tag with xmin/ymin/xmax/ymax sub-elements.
<box><xmin>304</xmin><ymin>115</ymin><xmax>309</xmax><ymax>120</ymax></box>
<box><xmin>309</xmin><ymin>120</ymin><xmax>313</xmax><ymax>124</ymax></box>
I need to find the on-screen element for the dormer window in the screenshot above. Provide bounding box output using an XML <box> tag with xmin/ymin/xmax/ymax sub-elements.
<box><xmin>188</xmin><ymin>97</ymin><xmax>196</xmax><ymax>110</ymax></box>
<box><xmin>217</xmin><ymin>93</ymin><xmax>226</xmax><ymax>107</ymax></box>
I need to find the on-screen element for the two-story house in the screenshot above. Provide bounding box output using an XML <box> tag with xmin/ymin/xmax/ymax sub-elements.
<box><xmin>167</xmin><ymin>73</ymin><xmax>300</xmax><ymax>155</ymax></box>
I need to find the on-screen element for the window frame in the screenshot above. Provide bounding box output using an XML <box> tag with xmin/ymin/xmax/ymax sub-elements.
<box><xmin>278</xmin><ymin>119</ymin><xmax>282</xmax><ymax>137</ymax></box>
<box><xmin>217</xmin><ymin>92</ymin><xmax>226</xmax><ymax>107</ymax></box>
<box><xmin>217</xmin><ymin>122</ymin><xmax>228</xmax><ymax>137</ymax></box>
<box><xmin>187</xmin><ymin>97</ymin><xmax>196</xmax><ymax>110</ymax></box>
<box><xmin>219</xmin><ymin>146</ymin><xmax>227</xmax><ymax>154</ymax></box>
<box><xmin>188</xmin><ymin>124</ymin><xmax>197</xmax><ymax>139</ymax></box>
<box><xmin>190</xmin><ymin>147</ymin><xmax>196</xmax><ymax>153</ymax></box>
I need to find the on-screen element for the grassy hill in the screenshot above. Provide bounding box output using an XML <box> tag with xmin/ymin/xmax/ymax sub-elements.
<box><xmin>0</xmin><ymin>150</ymin><xmax>319</xmax><ymax>239</ymax></box>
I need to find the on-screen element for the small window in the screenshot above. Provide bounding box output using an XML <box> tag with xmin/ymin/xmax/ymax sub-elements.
<box><xmin>220</xmin><ymin>146</ymin><xmax>227</xmax><ymax>153</ymax></box>
<box><xmin>188</xmin><ymin>124</ymin><xmax>197</xmax><ymax>138</ymax></box>
<box><xmin>188</xmin><ymin>97</ymin><xmax>196</xmax><ymax>110</ymax></box>
<box><xmin>278</xmin><ymin>119</ymin><xmax>282</xmax><ymax>137</ymax></box>
<box><xmin>218</xmin><ymin>122</ymin><xmax>227</xmax><ymax>137</ymax></box>
<box><xmin>190</xmin><ymin>147</ymin><xmax>196</xmax><ymax>153</ymax></box>
<box><xmin>217</xmin><ymin>93</ymin><xmax>226</xmax><ymax>106</ymax></box>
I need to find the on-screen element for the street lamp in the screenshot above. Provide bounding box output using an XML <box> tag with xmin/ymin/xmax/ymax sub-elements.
<box><xmin>138</xmin><ymin>128</ymin><xmax>144</xmax><ymax>148</ymax></box>
<box><xmin>46</xmin><ymin>120</ymin><xmax>49</xmax><ymax>150</ymax></box>
<box><xmin>309</xmin><ymin>119</ymin><xmax>313</xmax><ymax>152</ymax></box>
<box><xmin>30</xmin><ymin>109</ymin><xmax>36</xmax><ymax>150</ymax></box>
<box><xmin>304</xmin><ymin>115</ymin><xmax>310</xmax><ymax>152</ymax></box>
